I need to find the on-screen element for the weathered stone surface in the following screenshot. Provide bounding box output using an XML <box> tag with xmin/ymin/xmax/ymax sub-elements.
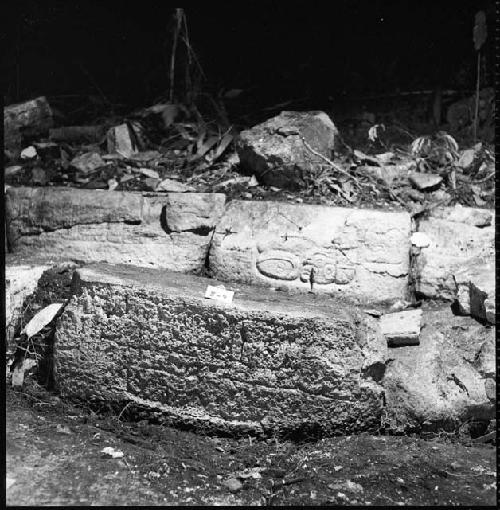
<box><xmin>454</xmin><ymin>258</ymin><xmax>495</xmax><ymax>324</ymax></box>
<box><xmin>414</xmin><ymin>205</ymin><xmax>494</xmax><ymax>300</ymax></box>
<box><xmin>382</xmin><ymin>308</ymin><xmax>495</xmax><ymax>432</ymax></box>
<box><xmin>70</xmin><ymin>152</ymin><xmax>105</xmax><ymax>175</ymax></box>
<box><xmin>237</xmin><ymin>111</ymin><xmax>339</xmax><ymax>190</ymax></box>
<box><xmin>380</xmin><ymin>309</ymin><xmax>422</xmax><ymax>347</ymax></box>
<box><xmin>6</xmin><ymin>187</ymin><xmax>225</xmax><ymax>273</ymax></box>
<box><xmin>54</xmin><ymin>263</ymin><xmax>385</xmax><ymax>436</ymax></box>
<box><xmin>4</xmin><ymin>96</ymin><xmax>53</xmax><ymax>157</ymax></box>
<box><xmin>209</xmin><ymin>200</ymin><xmax>411</xmax><ymax>303</ymax></box>
<box><xmin>408</xmin><ymin>172</ymin><xmax>442</xmax><ymax>191</ymax></box>
<box><xmin>5</xmin><ymin>262</ymin><xmax>50</xmax><ymax>346</ymax></box>
<box><xmin>427</xmin><ymin>204</ymin><xmax>492</xmax><ymax>228</ymax></box>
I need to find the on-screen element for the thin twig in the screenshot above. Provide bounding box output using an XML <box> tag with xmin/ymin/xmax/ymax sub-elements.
<box><xmin>118</xmin><ymin>402</ymin><xmax>132</xmax><ymax>421</ymax></box>
<box><xmin>169</xmin><ymin>8</ymin><xmax>183</xmax><ymax>103</ymax></box>
<box><xmin>472</xmin><ymin>170</ymin><xmax>495</xmax><ymax>183</ymax></box>
<box><xmin>355</xmin><ymin>169</ymin><xmax>408</xmax><ymax>209</ymax></box>
<box><xmin>300</xmin><ymin>136</ymin><xmax>360</xmax><ymax>185</ymax></box>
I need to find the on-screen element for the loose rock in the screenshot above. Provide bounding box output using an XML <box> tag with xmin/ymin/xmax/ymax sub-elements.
<box><xmin>237</xmin><ymin>110</ymin><xmax>339</xmax><ymax>190</ymax></box>
<box><xmin>380</xmin><ymin>309</ymin><xmax>422</xmax><ymax>347</ymax></box>
<box><xmin>409</xmin><ymin>172</ymin><xmax>443</xmax><ymax>191</ymax></box>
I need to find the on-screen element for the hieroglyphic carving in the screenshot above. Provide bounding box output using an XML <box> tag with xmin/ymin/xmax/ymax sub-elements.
<box><xmin>256</xmin><ymin>249</ymin><xmax>356</xmax><ymax>285</ymax></box>
<box><xmin>256</xmin><ymin>250</ymin><xmax>300</xmax><ymax>280</ymax></box>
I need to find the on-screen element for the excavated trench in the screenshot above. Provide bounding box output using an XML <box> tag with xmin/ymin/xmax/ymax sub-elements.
<box><xmin>7</xmin><ymin>256</ymin><xmax>494</xmax><ymax>442</ymax></box>
<box><xmin>5</xmin><ymin>187</ymin><xmax>495</xmax><ymax>442</ymax></box>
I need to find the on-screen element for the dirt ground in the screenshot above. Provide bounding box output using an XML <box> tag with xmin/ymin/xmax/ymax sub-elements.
<box><xmin>6</xmin><ymin>382</ymin><xmax>496</xmax><ymax>507</ymax></box>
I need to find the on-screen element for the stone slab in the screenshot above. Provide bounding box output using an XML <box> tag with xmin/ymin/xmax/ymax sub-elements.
<box><xmin>5</xmin><ymin>262</ymin><xmax>50</xmax><ymax>346</ymax></box>
<box><xmin>6</xmin><ymin>187</ymin><xmax>225</xmax><ymax>273</ymax></box>
<box><xmin>54</xmin><ymin>263</ymin><xmax>386</xmax><ymax>436</ymax></box>
<box><xmin>209</xmin><ymin>200</ymin><xmax>412</xmax><ymax>303</ymax></box>
<box><xmin>380</xmin><ymin>309</ymin><xmax>422</xmax><ymax>347</ymax></box>
<box><xmin>415</xmin><ymin>205</ymin><xmax>494</xmax><ymax>300</ymax></box>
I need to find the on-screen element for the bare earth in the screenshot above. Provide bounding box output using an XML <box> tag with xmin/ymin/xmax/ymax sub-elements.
<box><xmin>6</xmin><ymin>384</ymin><xmax>496</xmax><ymax>506</ymax></box>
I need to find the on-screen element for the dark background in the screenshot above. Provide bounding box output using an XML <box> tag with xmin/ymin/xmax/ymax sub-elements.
<box><xmin>3</xmin><ymin>0</ymin><xmax>496</xmax><ymax>109</ymax></box>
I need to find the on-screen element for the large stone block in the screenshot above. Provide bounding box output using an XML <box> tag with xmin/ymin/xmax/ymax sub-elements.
<box><xmin>382</xmin><ymin>308</ymin><xmax>495</xmax><ymax>432</ymax></box>
<box><xmin>54</xmin><ymin>263</ymin><xmax>385</xmax><ymax>436</ymax></box>
<box><xmin>237</xmin><ymin>111</ymin><xmax>339</xmax><ymax>190</ymax></box>
<box><xmin>415</xmin><ymin>205</ymin><xmax>494</xmax><ymax>300</ymax></box>
<box><xmin>6</xmin><ymin>187</ymin><xmax>225</xmax><ymax>273</ymax></box>
<box><xmin>209</xmin><ymin>200</ymin><xmax>412</xmax><ymax>303</ymax></box>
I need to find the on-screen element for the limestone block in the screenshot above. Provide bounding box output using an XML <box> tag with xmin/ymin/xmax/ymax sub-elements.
<box><xmin>382</xmin><ymin>309</ymin><xmax>495</xmax><ymax>432</ymax></box>
<box><xmin>454</xmin><ymin>258</ymin><xmax>495</xmax><ymax>324</ymax></box>
<box><xmin>53</xmin><ymin>263</ymin><xmax>386</xmax><ymax>436</ymax></box>
<box><xmin>237</xmin><ymin>111</ymin><xmax>339</xmax><ymax>189</ymax></box>
<box><xmin>6</xmin><ymin>187</ymin><xmax>225</xmax><ymax>273</ymax></box>
<box><xmin>209</xmin><ymin>200</ymin><xmax>412</xmax><ymax>303</ymax></box>
<box><xmin>415</xmin><ymin>205</ymin><xmax>494</xmax><ymax>300</ymax></box>
<box><xmin>380</xmin><ymin>309</ymin><xmax>422</xmax><ymax>347</ymax></box>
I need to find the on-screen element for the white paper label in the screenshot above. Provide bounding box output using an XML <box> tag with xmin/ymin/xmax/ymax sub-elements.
<box><xmin>205</xmin><ymin>285</ymin><xmax>234</xmax><ymax>304</ymax></box>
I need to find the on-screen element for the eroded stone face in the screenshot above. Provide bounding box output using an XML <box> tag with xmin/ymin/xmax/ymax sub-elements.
<box><xmin>415</xmin><ymin>205</ymin><xmax>494</xmax><ymax>300</ymax></box>
<box><xmin>210</xmin><ymin>201</ymin><xmax>412</xmax><ymax>303</ymax></box>
<box><xmin>54</xmin><ymin>264</ymin><xmax>385</xmax><ymax>436</ymax></box>
<box><xmin>6</xmin><ymin>187</ymin><xmax>225</xmax><ymax>273</ymax></box>
<box><xmin>382</xmin><ymin>309</ymin><xmax>495</xmax><ymax>432</ymax></box>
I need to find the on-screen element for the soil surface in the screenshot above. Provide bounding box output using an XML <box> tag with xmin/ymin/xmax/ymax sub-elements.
<box><xmin>6</xmin><ymin>383</ymin><xmax>496</xmax><ymax>506</ymax></box>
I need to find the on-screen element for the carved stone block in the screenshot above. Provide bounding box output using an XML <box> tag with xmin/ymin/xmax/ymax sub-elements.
<box><xmin>209</xmin><ymin>201</ymin><xmax>412</xmax><ymax>303</ymax></box>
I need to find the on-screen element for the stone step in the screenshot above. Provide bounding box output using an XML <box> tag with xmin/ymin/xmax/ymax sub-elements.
<box><xmin>210</xmin><ymin>200</ymin><xmax>412</xmax><ymax>303</ymax></box>
<box><xmin>415</xmin><ymin>204</ymin><xmax>494</xmax><ymax>301</ymax></box>
<box><xmin>7</xmin><ymin>259</ymin><xmax>495</xmax><ymax>437</ymax></box>
<box><xmin>6</xmin><ymin>186</ymin><xmax>226</xmax><ymax>273</ymax></box>
<box><xmin>5</xmin><ymin>186</ymin><xmax>495</xmax><ymax>320</ymax></box>
<box><xmin>53</xmin><ymin>263</ymin><xmax>386</xmax><ymax>436</ymax></box>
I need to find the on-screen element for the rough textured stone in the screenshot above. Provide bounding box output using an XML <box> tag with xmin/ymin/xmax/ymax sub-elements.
<box><xmin>454</xmin><ymin>258</ymin><xmax>495</xmax><ymax>324</ymax></box>
<box><xmin>5</xmin><ymin>262</ymin><xmax>50</xmax><ymax>346</ymax></box>
<box><xmin>209</xmin><ymin>200</ymin><xmax>411</xmax><ymax>303</ymax></box>
<box><xmin>6</xmin><ymin>187</ymin><xmax>225</xmax><ymax>273</ymax></box>
<box><xmin>69</xmin><ymin>152</ymin><xmax>105</xmax><ymax>175</ymax></box>
<box><xmin>53</xmin><ymin>263</ymin><xmax>385</xmax><ymax>436</ymax></box>
<box><xmin>4</xmin><ymin>96</ymin><xmax>53</xmax><ymax>157</ymax></box>
<box><xmin>380</xmin><ymin>309</ymin><xmax>422</xmax><ymax>347</ymax></box>
<box><xmin>382</xmin><ymin>309</ymin><xmax>495</xmax><ymax>432</ymax></box>
<box><xmin>237</xmin><ymin>111</ymin><xmax>339</xmax><ymax>190</ymax></box>
<box><xmin>414</xmin><ymin>205</ymin><xmax>494</xmax><ymax>300</ymax></box>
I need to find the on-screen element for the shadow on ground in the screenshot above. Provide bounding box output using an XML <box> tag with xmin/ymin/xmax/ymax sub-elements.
<box><xmin>6</xmin><ymin>383</ymin><xmax>496</xmax><ymax>506</ymax></box>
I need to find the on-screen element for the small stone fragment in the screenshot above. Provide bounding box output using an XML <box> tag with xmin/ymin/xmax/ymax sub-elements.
<box><xmin>484</xmin><ymin>378</ymin><xmax>496</xmax><ymax>402</ymax></box>
<box><xmin>156</xmin><ymin>178</ymin><xmax>192</xmax><ymax>192</ymax></box>
<box><xmin>107</xmin><ymin>123</ymin><xmax>138</xmax><ymax>158</ymax></box>
<box><xmin>409</xmin><ymin>172</ymin><xmax>443</xmax><ymax>191</ymax></box>
<box><xmin>223</xmin><ymin>477</ymin><xmax>242</xmax><ymax>492</ymax></box>
<box><xmin>380</xmin><ymin>309</ymin><xmax>422</xmax><ymax>347</ymax></box>
<box><xmin>70</xmin><ymin>152</ymin><xmax>105</xmax><ymax>175</ymax></box>
<box><xmin>20</xmin><ymin>146</ymin><xmax>37</xmax><ymax>159</ymax></box>
<box><xmin>5</xmin><ymin>165</ymin><xmax>23</xmax><ymax>177</ymax></box>
<box><xmin>411</xmin><ymin>232</ymin><xmax>431</xmax><ymax>248</ymax></box>
<box><xmin>454</xmin><ymin>259</ymin><xmax>495</xmax><ymax>324</ymax></box>
<box><xmin>457</xmin><ymin>149</ymin><xmax>475</xmax><ymax>170</ymax></box>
